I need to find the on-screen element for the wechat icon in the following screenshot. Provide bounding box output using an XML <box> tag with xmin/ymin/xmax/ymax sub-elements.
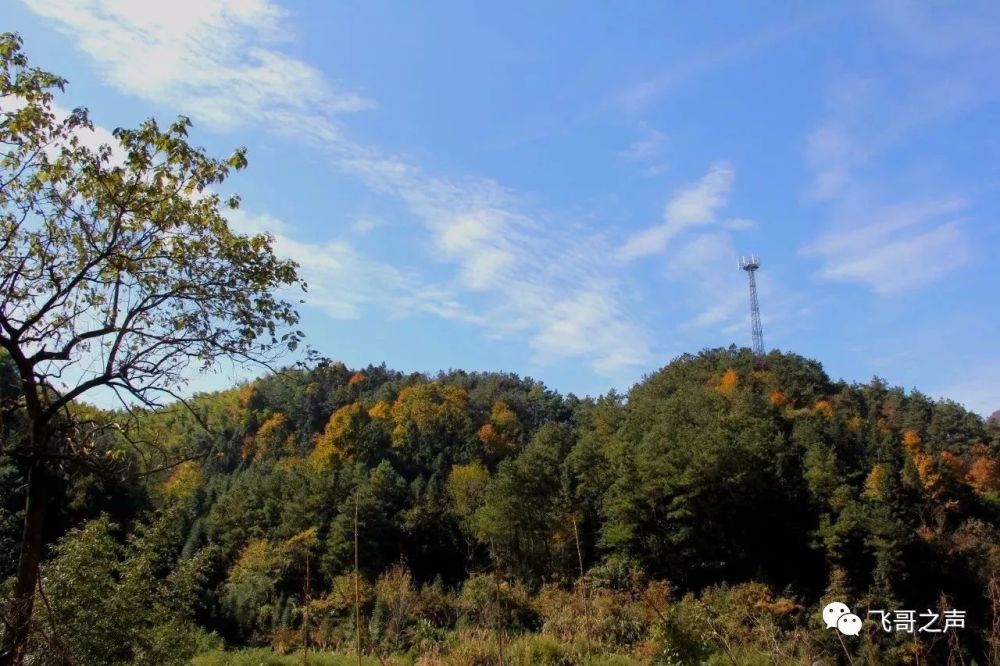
<box><xmin>823</xmin><ymin>601</ymin><xmax>863</xmax><ymax>636</ymax></box>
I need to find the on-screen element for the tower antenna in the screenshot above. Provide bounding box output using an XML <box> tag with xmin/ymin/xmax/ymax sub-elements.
<box><xmin>738</xmin><ymin>254</ymin><xmax>764</xmax><ymax>356</ymax></box>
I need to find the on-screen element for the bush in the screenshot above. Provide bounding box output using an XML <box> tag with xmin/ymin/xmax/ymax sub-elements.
<box><xmin>29</xmin><ymin>514</ymin><xmax>219</xmax><ymax>666</ymax></box>
<box><xmin>459</xmin><ymin>574</ymin><xmax>538</xmax><ymax>634</ymax></box>
<box><xmin>371</xmin><ymin>564</ymin><xmax>418</xmax><ymax>653</ymax></box>
<box><xmin>506</xmin><ymin>633</ymin><xmax>573</xmax><ymax>664</ymax></box>
<box><xmin>192</xmin><ymin>650</ymin><xmax>383</xmax><ymax>666</ymax></box>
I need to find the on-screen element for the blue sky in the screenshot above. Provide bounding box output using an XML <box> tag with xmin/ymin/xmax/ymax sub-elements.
<box><xmin>8</xmin><ymin>1</ymin><xmax>1000</xmax><ymax>414</ymax></box>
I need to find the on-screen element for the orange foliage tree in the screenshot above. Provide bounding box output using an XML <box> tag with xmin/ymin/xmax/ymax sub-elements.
<box><xmin>716</xmin><ymin>368</ymin><xmax>738</xmax><ymax>395</ymax></box>
<box><xmin>966</xmin><ymin>455</ymin><xmax>1000</xmax><ymax>496</ymax></box>
<box><xmin>813</xmin><ymin>399</ymin><xmax>834</xmax><ymax>418</ymax></box>
<box><xmin>477</xmin><ymin>400</ymin><xmax>522</xmax><ymax>459</ymax></box>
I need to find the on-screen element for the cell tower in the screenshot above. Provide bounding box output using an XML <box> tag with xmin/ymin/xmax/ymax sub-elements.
<box><xmin>738</xmin><ymin>254</ymin><xmax>764</xmax><ymax>356</ymax></box>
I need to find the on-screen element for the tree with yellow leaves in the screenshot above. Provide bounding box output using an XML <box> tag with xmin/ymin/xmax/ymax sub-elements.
<box><xmin>448</xmin><ymin>463</ymin><xmax>490</xmax><ymax>521</ymax></box>
<box><xmin>248</xmin><ymin>412</ymin><xmax>295</xmax><ymax>462</ymax></box>
<box><xmin>389</xmin><ymin>382</ymin><xmax>472</xmax><ymax>468</ymax></box>
<box><xmin>311</xmin><ymin>403</ymin><xmax>370</xmax><ymax>467</ymax></box>
<box><xmin>863</xmin><ymin>463</ymin><xmax>894</xmax><ymax>502</ymax></box>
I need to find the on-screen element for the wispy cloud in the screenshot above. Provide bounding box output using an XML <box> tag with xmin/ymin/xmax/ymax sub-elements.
<box><xmin>620</xmin><ymin>127</ymin><xmax>668</xmax><ymax>177</ymax></box>
<box><xmin>326</xmin><ymin>150</ymin><xmax>654</xmax><ymax>372</ymax></box>
<box><xmin>620</xmin><ymin>128</ymin><xmax>666</xmax><ymax>163</ymax></box>
<box><xmin>226</xmin><ymin>208</ymin><xmax>475</xmax><ymax>323</ymax></box>
<box><xmin>805</xmin><ymin>122</ymin><xmax>866</xmax><ymax>202</ymax></box>
<box><xmin>612</xmin><ymin>14</ymin><xmax>826</xmax><ymax>114</ymax></box>
<box><xmin>801</xmin><ymin>75</ymin><xmax>975</xmax><ymax>293</ymax></box>
<box><xmin>661</xmin><ymin>229</ymin><xmax>792</xmax><ymax>344</ymax></box>
<box><xmin>352</xmin><ymin>217</ymin><xmax>380</xmax><ymax>234</ymax></box>
<box><xmin>24</xmin><ymin>0</ymin><xmax>653</xmax><ymax>377</ymax></box>
<box><xmin>530</xmin><ymin>285</ymin><xmax>649</xmax><ymax>375</ymax></box>
<box><xmin>613</xmin><ymin>162</ymin><xmax>776</xmax><ymax>341</ymax></box>
<box><xmin>617</xmin><ymin>162</ymin><xmax>734</xmax><ymax>261</ymax></box>
<box><xmin>24</xmin><ymin>0</ymin><xmax>374</xmax><ymax>132</ymax></box>
<box><xmin>799</xmin><ymin>2</ymin><xmax>999</xmax><ymax>295</ymax></box>
<box><xmin>665</xmin><ymin>231</ymin><xmax>746</xmax><ymax>328</ymax></box>
<box><xmin>321</xmin><ymin>148</ymin><xmax>656</xmax><ymax>378</ymax></box>
<box><xmin>802</xmin><ymin>199</ymin><xmax>971</xmax><ymax>294</ymax></box>
<box><xmin>2</xmin><ymin>96</ymin><xmax>127</xmax><ymax>163</ymax></box>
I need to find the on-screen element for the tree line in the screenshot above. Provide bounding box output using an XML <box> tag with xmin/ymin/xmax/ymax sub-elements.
<box><xmin>3</xmin><ymin>348</ymin><xmax>1000</xmax><ymax>663</ymax></box>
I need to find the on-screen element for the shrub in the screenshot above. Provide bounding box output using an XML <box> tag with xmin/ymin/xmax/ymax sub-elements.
<box><xmin>459</xmin><ymin>574</ymin><xmax>538</xmax><ymax>634</ymax></box>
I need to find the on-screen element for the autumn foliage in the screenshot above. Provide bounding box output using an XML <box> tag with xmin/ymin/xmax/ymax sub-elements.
<box><xmin>6</xmin><ymin>348</ymin><xmax>1000</xmax><ymax>665</ymax></box>
<box><xmin>477</xmin><ymin>400</ymin><xmax>522</xmax><ymax>459</ymax></box>
<box><xmin>311</xmin><ymin>402</ymin><xmax>370</xmax><ymax>466</ymax></box>
<box><xmin>716</xmin><ymin>368</ymin><xmax>738</xmax><ymax>394</ymax></box>
<box><xmin>967</xmin><ymin>455</ymin><xmax>1000</xmax><ymax>495</ymax></box>
<box><xmin>245</xmin><ymin>412</ymin><xmax>294</xmax><ymax>461</ymax></box>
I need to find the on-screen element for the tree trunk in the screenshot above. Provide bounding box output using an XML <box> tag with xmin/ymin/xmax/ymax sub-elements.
<box><xmin>303</xmin><ymin>551</ymin><xmax>310</xmax><ymax>666</ymax></box>
<box><xmin>1</xmin><ymin>458</ymin><xmax>48</xmax><ymax>666</ymax></box>
<box><xmin>354</xmin><ymin>492</ymin><xmax>361</xmax><ymax>666</ymax></box>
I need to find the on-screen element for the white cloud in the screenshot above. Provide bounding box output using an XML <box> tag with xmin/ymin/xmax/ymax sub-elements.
<box><xmin>664</xmin><ymin>231</ymin><xmax>756</xmax><ymax>333</ymax></box>
<box><xmin>618</xmin><ymin>162</ymin><xmax>734</xmax><ymax>261</ymax></box>
<box><xmin>803</xmin><ymin>211</ymin><xmax>971</xmax><ymax>294</ymax></box>
<box><xmin>530</xmin><ymin>286</ymin><xmax>649</xmax><ymax>374</ymax></box>
<box><xmin>805</xmin><ymin>124</ymin><xmax>866</xmax><ymax>201</ymax></box>
<box><xmin>225</xmin><ymin>207</ymin><xmax>290</xmax><ymax>236</ymax></box>
<box><xmin>2</xmin><ymin>96</ymin><xmax>127</xmax><ymax>164</ymax></box>
<box><xmin>352</xmin><ymin>217</ymin><xmax>379</xmax><ymax>234</ymax></box>
<box><xmin>801</xmin><ymin>75</ymin><xmax>875</xmax><ymax>201</ymax></box>
<box><xmin>318</xmin><ymin>146</ymin><xmax>654</xmax><ymax>375</ymax></box>
<box><xmin>460</xmin><ymin>248</ymin><xmax>515</xmax><ymax>291</ymax></box>
<box><xmin>325</xmin><ymin>150</ymin><xmax>654</xmax><ymax>374</ymax></box>
<box><xmin>665</xmin><ymin>163</ymin><xmax>734</xmax><ymax>225</ymax></box>
<box><xmin>24</xmin><ymin>0</ymin><xmax>374</xmax><ymax>132</ymax></box>
<box><xmin>227</xmin><ymin>208</ymin><xmax>475</xmax><ymax>323</ymax></box>
<box><xmin>620</xmin><ymin>128</ymin><xmax>666</xmax><ymax>163</ymax></box>
<box><xmin>611</xmin><ymin>162</ymin><xmax>782</xmax><ymax>346</ymax></box>
<box><xmin>612</xmin><ymin>15</ymin><xmax>825</xmax><ymax>114</ymax></box>
<box><xmin>800</xmin><ymin>3</ymin><xmax>999</xmax><ymax>295</ymax></box>
<box><xmin>22</xmin><ymin>0</ymin><xmax>653</xmax><ymax>376</ymax></box>
<box><xmin>723</xmin><ymin>217</ymin><xmax>756</xmax><ymax>231</ymax></box>
<box><xmin>801</xmin><ymin>72</ymin><xmax>976</xmax><ymax>294</ymax></box>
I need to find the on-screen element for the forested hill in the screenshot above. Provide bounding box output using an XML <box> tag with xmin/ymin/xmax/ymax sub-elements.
<box><xmin>3</xmin><ymin>347</ymin><xmax>1000</xmax><ymax>663</ymax></box>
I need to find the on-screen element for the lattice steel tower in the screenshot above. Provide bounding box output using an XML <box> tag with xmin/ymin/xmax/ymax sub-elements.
<box><xmin>739</xmin><ymin>254</ymin><xmax>764</xmax><ymax>356</ymax></box>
